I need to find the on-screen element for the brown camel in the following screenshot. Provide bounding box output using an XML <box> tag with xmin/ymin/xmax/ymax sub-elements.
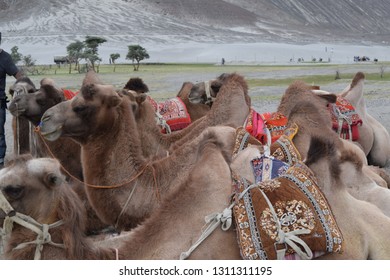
<box><xmin>8</xmin><ymin>78</ymin><xmax>108</xmax><ymax>235</ymax></box>
<box><xmin>316</xmin><ymin>72</ymin><xmax>390</xmax><ymax>167</ymax></box>
<box><xmin>116</xmin><ymin>73</ymin><xmax>250</xmax><ymax>162</ymax></box>
<box><xmin>0</xmin><ymin>154</ymin><xmax>116</xmax><ymax>260</ymax></box>
<box><xmin>39</xmin><ymin>71</ymin><xmax>239</xmax><ymax>232</ymax></box>
<box><xmin>0</xmin><ymin>131</ymin><xmax>240</xmax><ymax>259</ymax></box>
<box><xmin>8</xmin><ymin>76</ymin><xmax>37</xmax><ymax>155</ymax></box>
<box><xmin>277</xmin><ymin>81</ymin><xmax>390</xmax><ymax>218</ymax></box>
<box><xmin>228</xmin><ymin>81</ymin><xmax>390</xmax><ymax>259</ymax></box>
<box><xmin>125</xmin><ymin>77</ymin><xmax>210</xmax><ymax>123</ymax></box>
<box><xmin>5</xmin><ymin>128</ymin><xmax>390</xmax><ymax>259</ymax></box>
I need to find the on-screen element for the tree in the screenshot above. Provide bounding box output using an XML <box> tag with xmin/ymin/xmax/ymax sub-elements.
<box><xmin>22</xmin><ymin>55</ymin><xmax>36</xmax><ymax>67</ymax></box>
<box><xmin>10</xmin><ymin>46</ymin><xmax>23</xmax><ymax>65</ymax></box>
<box><xmin>126</xmin><ymin>45</ymin><xmax>149</xmax><ymax>71</ymax></box>
<box><xmin>66</xmin><ymin>40</ymin><xmax>85</xmax><ymax>73</ymax></box>
<box><xmin>83</xmin><ymin>36</ymin><xmax>107</xmax><ymax>71</ymax></box>
<box><xmin>110</xmin><ymin>53</ymin><xmax>120</xmax><ymax>72</ymax></box>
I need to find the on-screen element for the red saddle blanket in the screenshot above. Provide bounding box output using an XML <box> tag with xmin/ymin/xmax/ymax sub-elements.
<box><xmin>328</xmin><ymin>96</ymin><xmax>362</xmax><ymax>141</ymax></box>
<box><xmin>245</xmin><ymin>109</ymin><xmax>288</xmax><ymax>145</ymax></box>
<box><xmin>147</xmin><ymin>96</ymin><xmax>192</xmax><ymax>133</ymax></box>
<box><xmin>232</xmin><ymin>127</ymin><xmax>343</xmax><ymax>260</ymax></box>
<box><xmin>62</xmin><ymin>89</ymin><xmax>78</xmax><ymax>100</ymax></box>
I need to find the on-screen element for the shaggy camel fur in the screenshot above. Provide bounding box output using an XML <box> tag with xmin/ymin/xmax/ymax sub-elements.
<box><xmin>1</xmin><ymin>130</ymin><xmax>240</xmax><ymax>259</ymax></box>
<box><xmin>39</xmin><ymin>71</ymin><xmax>238</xmax><ymax>231</ymax></box>
<box><xmin>8</xmin><ymin>76</ymin><xmax>37</xmax><ymax>155</ymax></box>
<box><xmin>0</xmin><ymin>155</ymin><xmax>116</xmax><ymax>259</ymax></box>
<box><xmin>322</xmin><ymin>72</ymin><xmax>390</xmax><ymax>167</ymax></box>
<box><xmin>8</xmin><ymin>79</ymin><xmax>108</xmax><ymax>235</ymax></box>
<box><xmin>277</xmin><ymin>81</ymin><xmax>390</xmax><ymax>218</ymax></box>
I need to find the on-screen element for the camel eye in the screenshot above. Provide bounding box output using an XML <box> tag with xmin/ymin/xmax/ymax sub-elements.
<box><xmin>3</xmin><ymin>185</ymin><xmax>25</xmax><ymax>200</ymax></box>
<box><xmin>73</xmin><ymin>105</ymin><xmax>88</xmax><ymax>114</ymax></box>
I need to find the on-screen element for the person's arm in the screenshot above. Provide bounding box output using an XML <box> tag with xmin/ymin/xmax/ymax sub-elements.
<box><xmin>13</xmin><ymin>70</ymin><xmax>22</xmax><ymax>80</ymax></box>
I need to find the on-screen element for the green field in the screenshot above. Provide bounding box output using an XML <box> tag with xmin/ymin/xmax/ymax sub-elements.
<box><xmin>17</xmin><ymin>62</ymin><xmax>390</xmax><ymax>100</ymax></box>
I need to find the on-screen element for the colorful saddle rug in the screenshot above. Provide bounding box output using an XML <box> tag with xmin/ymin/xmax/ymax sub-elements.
<box><xmin>147</xmin><ymin>96</ymin><xmax>192</xmax><ymax>133</ymax></box>
<box><xmin>245</xmin><ymin>109</ymin><xmax>288</xmax><ymax>146</ymax></box>
<box><xmin>328</xmin><ymin>96</ymin><xmax>362</xmax><ymax>141</ymax></box>
<box><xmin>232</xmin><ymin>125</ymin><xmax>343</xmax><ymax>260</ymax></box>
<box><xmin>62</xmin><ymin>89</ymin><xmax>78</xmax><ymax>100</ymax></box>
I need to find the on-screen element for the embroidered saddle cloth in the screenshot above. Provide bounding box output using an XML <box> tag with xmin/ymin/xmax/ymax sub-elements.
<box><xmin>245</xmin><ymin>109</ymin><xmax>288</xmax><ymax>145</ymax></box>
<box><xmin>147</xmin><ymin>96</ymin><xmax>192</xmax><ymax>133</ymax></box>
<box><xmin>328</xmin><ymin>96</ymin><xmax>362</xmax><ymax>141</ymax></box>
<box><xmin>232</xmin><ymin>125</ymin><xmax>343</xmax><ymax>260</ymax></box>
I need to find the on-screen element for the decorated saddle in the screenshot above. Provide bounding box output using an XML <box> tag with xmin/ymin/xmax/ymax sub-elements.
<box><xmin>147</xmin><ymin>96</ymin><xmax>192</xmax><ymax>133</ymax></box>
<box><xmin>328</xmin><ymin>96</ymin><xmax>362</xmax><ymax>141</ymax></box>
<box><xmin>245</xmin><ymin>109</ymin><xmax>288</xmax><ymax>146</ymax></box>
<box><xmin>231</xmin><ymin>125</ymin><xmax>343</xmax><ymax>260</ymax></box>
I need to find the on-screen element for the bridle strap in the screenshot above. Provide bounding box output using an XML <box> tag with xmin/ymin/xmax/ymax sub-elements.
<box><xmin>0</xmin><ymin>190</ymin><xmax>65</xmax><ymax>259</ymax></box>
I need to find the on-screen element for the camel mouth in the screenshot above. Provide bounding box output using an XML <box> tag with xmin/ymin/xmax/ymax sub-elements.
<box><xmin>8</xmin><ymin>107</ymin><xmax>26</xmax><ymax>116</ymax></box>
<box><xmin>188</xmin><ymin>96</ymin><xmax>203</xmax><ymax>104</ymax></box>
<box><xmin>40</xmin><ymin>126</ymin><xmax>63</xmax><ymax>141</ymax></box>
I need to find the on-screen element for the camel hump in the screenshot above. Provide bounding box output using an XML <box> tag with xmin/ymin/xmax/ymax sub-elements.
<box><xmin>82</xmin><ymin>70</ymin><xmax>102</xmax><ymax>86</ymax></box>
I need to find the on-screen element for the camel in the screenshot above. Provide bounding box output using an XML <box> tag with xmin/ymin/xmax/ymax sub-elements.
<box><xmin>0</xmin><ymin>154</ymin><xmax>117</xmax><ymax>260</ymax></box>
<box><xmin>228</xmin><ymin>81</ymin><xmax>390</xmax><ymax>259</ymax></box>
<box><xmin>125</xmin><ymin>77</ymin><xmax>210</xmax><ymax>133</ymax></box>
<box><xmin>8</xmin><ymin>76</ymin><xmax>37</xmax><ymax>155</ymax></box>
<box><xmin>276</xmin><ymin>81</ymin><xmax>390</xmax><ymax>218</ymax></box>
<box><xmin>5</xmin><ymin>122</ymin><xmax>390</xmax><ymax>259</ymax></box>
<box><xmin>0</xmin><ymin>131</ymin><xmax>241</xmax><ymax>260</ymax></box>
<box><xmin>176</xmin><ymin>81</ymin><xmax>211</xmax><ymax>122</ymax></box>
<box><xmin>189</xmin><ymin>74</ymin><xmax>390</xmax><ymax>187</ymax></box>
<box><xmin>316</xmin><ymin>72</ymin><xmax>390</xmax><ymax>167</ymax></box>
<box><xmin>8</xmin><ymin>78</ymin><xmax>108</xmax><ymax>235</ymax></box>
<box><xmin>38</xmin><ymin>71</ymin><xmax>240</xmax><ymax>232</ymax></box>
<box><xmin>120</xmin><ymin>73</ymin><xmax>251</xmax><ymax>160</ymax></box>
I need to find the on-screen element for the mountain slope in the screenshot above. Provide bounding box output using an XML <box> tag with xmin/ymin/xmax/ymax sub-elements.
<box><xmin>1</xmin><ymin>0</ymin><xmax>390</xmax><ymax>45</ymax></box>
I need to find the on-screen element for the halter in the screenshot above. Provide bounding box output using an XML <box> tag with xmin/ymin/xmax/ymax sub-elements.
<box><xmin>204</xmin><ymin>80</ymin><xmax>215</xmax><ymax>106</ymax></box>
<box><xmin>0</xmin><ymin>189</ymin><xmax>65</xmax><ymax>260</ymax></box>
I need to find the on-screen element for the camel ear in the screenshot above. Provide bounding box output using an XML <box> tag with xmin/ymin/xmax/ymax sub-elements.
<box><xmin>317</xmin><ymin>93</ymin><xmax>337</xmax><ymax>104</ymax></box>
<box><xmin>210</xmin><ymin>80</ymin><xmax>222</xmax><ymax>95</ymax></box>
<box><xmin>44</xmin><ymin>172</ymin><xmax>64</xmax><ymax>189</ymax></box>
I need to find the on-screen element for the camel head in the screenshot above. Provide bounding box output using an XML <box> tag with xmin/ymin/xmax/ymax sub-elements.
<box><xmin>0</xmin><ymin>154</ymin><xmax>66</xmax><ymax>225</ymax></box>
<box><xmin>189</xmin><ymin>78</ymin><xmax>218</xmax><ymax>105</ymax></box>
<box><xmin>279</xmin><ymin>81</ymin><xmax>337</xmax><ymax>160</ymax></box>
<box><xmin>339</xmin><ymin>72</ymin><xmax>367</xmax><ymax>118</ymax></box>
<box><xmin>278</xmin><ymin>80</ymin><xmax>337</xmax><ymax>118</ymax></box>
<box><xmin>189</xmin><ymin>73</ymin><xmax>250</xmax><ymax>108</ymax></box>
<box><xmin>8</xmin><ymin>76</ymin><xmax>37</xmax><ymax>98</ymax></box>
<box><xmin>39</xmin><ymin>79</ymin><xmax>123</xmax><ymax>143</ymax></box>
<box><xmin>9</xmin><ymin>83</ymin><xmax>64</xmax><ymax>126</ymax></box>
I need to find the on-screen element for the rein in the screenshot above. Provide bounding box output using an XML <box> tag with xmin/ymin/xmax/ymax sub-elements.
<box><xmin>33</xmin><ymin>126</ymin><xmax>160</xmax><ymax>198</ymax></box>
<box><xmin>0</xmin><ymin>190</ymin><xmax>65</xmax><ymax>260</ymax></box>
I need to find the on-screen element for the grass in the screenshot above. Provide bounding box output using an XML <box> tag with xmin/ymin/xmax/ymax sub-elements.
<box><xmin>21</xmin><ymin>61</ymin><xmax>390</xmax><ymax>92</ymax></box>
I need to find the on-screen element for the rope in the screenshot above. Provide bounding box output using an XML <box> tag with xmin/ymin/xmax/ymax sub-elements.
<box><xmin>33</xmin><ymin>126</ymin><xmax>159</xmax><ymax>191</ymax></box>
<box><xmin>15</xmin><ymin>103</ymin><xmax>20</xmax><ymax>155</ymax></box>
<box><xmin>0</xmin><ymin>190</ymin><xmax>65</xmax><ymax>260</ymax></box>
